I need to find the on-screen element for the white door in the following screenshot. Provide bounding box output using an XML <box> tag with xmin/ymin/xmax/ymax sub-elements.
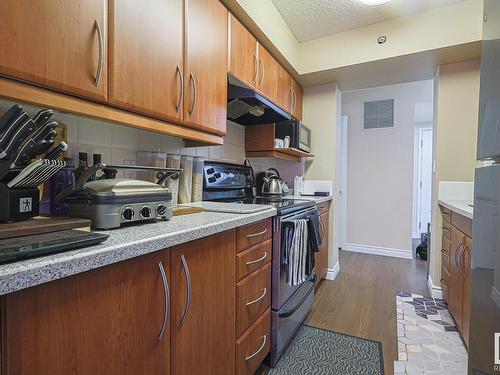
<box><xmin>337</xmin><ymin>115</ymin><xmax>348</xmax><ymax>248</ymax></box>
<box><xmin>418</xmin><ymin>128</ymin><xmax>433</xmax><ymax>234</ymax></box>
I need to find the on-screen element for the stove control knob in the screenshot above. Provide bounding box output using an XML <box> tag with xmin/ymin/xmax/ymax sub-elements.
<box><xmin>122</xmin><ymin>207</ymin><xmax>134</xmax><ymax>221</ymax></box>
<box><xmin>140</xmin><ymin>206</ymin><xmax>152</xmax><ymax>219</ymax></box>
<box><xmin>156</xmin><ymin>204</ymin><xmax>167</xmax><ymax>217</ymax></box>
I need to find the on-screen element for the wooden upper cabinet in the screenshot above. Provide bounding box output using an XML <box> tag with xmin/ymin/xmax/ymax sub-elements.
<box><xmin>184</xmin><ymin>0</ymin><xmax>228</xmax><ymax>136</ymax></box>
<box><xmin>291</xmin><ymin>79</ymin><xmax>303</xmax><ymax>120</ymax></box>
<box><xmin>109</xmin><ymin>0</ymin><xmax>183</xmax><ymax>122</ymax></box>
<box><xmin>1</xmin><ymin>250</ymin><xmax>171</xmax><ymax>375</ymax></box>
<box><xmin>229</xmin><ymin>14</ymin><xmax>258</xmax><ymax>89</ymax></box>
<box><xmin>0</xmin><ymin>0</ymin><xmax>107</xmax><ymax>101</ymax></box>
<box><xmin>276</xmin><ymin>64</ymin><xmax>292</xmax><ymax>113</ymax></box>
<box><xmin>171</xmin><ymin>230</ymin><xmax>236</xmax><ymax>375</ymax></box>
<box><xmin>256</xmin><ymin>43</ymin><xmax>278</xmax><ymax>103</ymax></box>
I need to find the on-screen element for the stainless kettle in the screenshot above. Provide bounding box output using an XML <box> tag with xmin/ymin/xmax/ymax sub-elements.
<box><xmin>262</xmin><ymin>168</ymin><xmax>284</xmax><ymax>196</ymax></box>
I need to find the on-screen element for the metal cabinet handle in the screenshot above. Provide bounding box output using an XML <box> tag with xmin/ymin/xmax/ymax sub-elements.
<box><xmin>292</xmin><ymin>89</ymin><xmax>296</xmax><ymax>112</ymax></box>
<box><xmin>289</xmin><ymin>87</ymin><xmax>294</xmax><ymax>111</ymax></box>
<box><xmin>459</xmin><ymin>243</ymin><xmax>469</xmax><ymax>276</ymax></box>
<box><xmin>176</xmin><ymin>65</ymin><xmax>184</xmax><ymax>113</ymax></box>
<box><xmin>189</xmin><ymin>73</ymin><xmax>197</xmax><ymax>115</ymax></box>
<box><xmin>245</xmin><ymin>335</ymin><xmax>267</xmax><ymax>361</ymax></box>
<box><xmin>158</xmin><ymin>261</ymin><xmax>169</xmax><ymax>341</ymax></box>
<box><xmin>246</xmin><ymin>228</ymin><xmax>267</xmax><ymax>238</ymax></box>
<box><xmin>455</xmin><ymin>241</ymin><xmax>464</xmax><ymax>273</ymax></box>
<box><xmin>258</xmin><ymin>58</ymin><xmax>265</xmax><ymax>87</ymax></box>
<box><xmin>246</xmin><ymin>252</ymin><xmax>267</xmax><ymax>266</ymax></box>
<box><xmin>180</xmin><ymin>254</ymin><xmax>191</xmax><ymax>326</ymax></box>
<box><xmin>319</xmin><ymin>217</ymin><xmax>326</xmax><ymax>243</ymax></box>
<box><xmin>253</xmin><ymin>52</ymin><xmax>259</xmax><ymax>84</ymax></box>
<box><xmin>94</xmin><ymin>19</ymin><xmax>104</xmax><ymax>87</ymax></box>
<box><xmin>246</xmin><ymin>288</ymin><xmax>267</xmax><ymax>306</ymax></box>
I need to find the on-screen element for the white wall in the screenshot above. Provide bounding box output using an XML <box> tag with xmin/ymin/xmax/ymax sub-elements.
<box><xmin>341</xmin><ymin>80</ymin><xmax>434</xmax><ymax>256</ymax></box>
<box><xmin>429</xmin><ymin>60</ymin><xmax>481</xmax><ymax>287</ymax></box>
<box><xmin>303</xmin><ymin>83</ymin><xmax>341</xmax><ymax>269</ymax></box>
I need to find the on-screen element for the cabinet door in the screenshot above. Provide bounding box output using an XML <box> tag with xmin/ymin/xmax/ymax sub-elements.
<box><xmin>184</xmin><ymin>0</ymin><xmax>228</xmax><ymax>135</ymax></box>
<box><xmin>2</xmin><ymin>251</ymin><xmax>171</xmax><ymax>375</ymax></box>
<box><xmin>0</xmin><ymin>0</ymin><xmax>107</xmax><ymax>101</ymax></box>
<box><xmin>109</xmin><ymin>0</ymin><xmax>183</xmax><ymax>122</ymax></box>
<box><xmin>316</xmin><ymin>212</ymin><xmax>329</xmax><ymax>280</ymax></box>
<box><xmin>449</xmin><ymin>226</ymin><xmax>464</xmax><ymax>330</ymax></box>
<box><xmin>256</xmin><ymin>44</ymin><xmax>278</xmax><ymax>103</ymax></box>
<box><xmin>171</xmin><ymin>230</ymin><xmax>236</xmax><ymax>375</ymax></box>
<box><xmin>291</xmin><ymin>79</ymin><xmax>303</xmax><ymax>120</ymax></box>
<box><xmin>461</xmin><ymin>235</ymin><xmax>472</xmax><ymax>346</ymax></box>
<box><xmin>276</xmin><ymin>64</ymin><xmax>293</xmax><ymax>113</ymax></box>
<box><xmin>229</xmin><ymin>14</ymin><xmax>258</xmax><ymax>89</ymax></box>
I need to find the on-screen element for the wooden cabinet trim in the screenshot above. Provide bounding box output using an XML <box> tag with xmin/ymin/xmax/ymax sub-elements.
<box><xmin>0</xmin><ymin>77</ymin><xmax>223</xmax><ymax>145</ymax></box>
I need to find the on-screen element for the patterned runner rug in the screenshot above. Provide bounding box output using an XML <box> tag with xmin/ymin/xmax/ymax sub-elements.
<box><xmin>395</xmin><ymin>292</ymin><xmax>468</xmax><ymax>374</ymax></box>
<box><xmin>267</xmin><ymin>325</ymin><xmax>384</xmax><ymax>375</ymax></box>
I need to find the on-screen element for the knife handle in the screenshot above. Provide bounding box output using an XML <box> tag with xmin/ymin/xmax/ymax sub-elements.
<box><xmin>44</xmin><ymin>141</ymin><xmax>68</xmax><ymax>160</ymax></box>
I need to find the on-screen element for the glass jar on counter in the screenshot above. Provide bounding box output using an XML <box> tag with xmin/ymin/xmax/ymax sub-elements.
<box><xmin>191</xmin><ymin>157</ymin><xmax>204</xmax><ymax>202</ymax></box>
<box><xmin>178</xmin><ymin>155</ymin><xmax>193</xmax><ymax>203</ymax></box>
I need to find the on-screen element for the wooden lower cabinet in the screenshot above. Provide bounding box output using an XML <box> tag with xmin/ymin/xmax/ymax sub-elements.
<box><xmin>170</xmin><ymin>230</ymin><xmax>236</xmax><ymax>375</ymax></box>
<box><xmin>1</xmin><ymin>250</ymin><xmax>171</xmax><ymax>375</ymax></box>
<box><xmin>315</xmin><ymin>202</ymin><xmax>330</xmax><ymax>281</ymax></box>
<box><xmin>236</xmin><ymin>309</ymin><xmax>271</xmax><ymax>375</ymax></box>
<box><xmin>440</xmin><ymin>206</ymin><xmax>472</xmax><ymax>347</ymax></box>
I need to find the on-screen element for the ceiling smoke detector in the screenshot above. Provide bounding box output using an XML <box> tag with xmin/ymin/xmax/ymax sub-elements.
<box><xmin>359</xmin><ymin>0</ymin><xmax>392</xmax><ymax>5</ymax></box>
<box><xmin>377</xmin><ymin>35</ymin><xmax>387</xmax><ymax>44</ymax></box>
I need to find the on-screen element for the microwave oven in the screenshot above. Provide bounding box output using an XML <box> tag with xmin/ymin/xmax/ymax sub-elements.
<box><xmin>275</xmin><ymin>120</ymin><xmax>312</xmax><ymax>153</ymax></box>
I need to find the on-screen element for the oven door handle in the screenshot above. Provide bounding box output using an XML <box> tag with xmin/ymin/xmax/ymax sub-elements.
<box><xmin>278</xmin><ymin>275</ymin><xmax>317</xmax><ymax>318</ymax></box>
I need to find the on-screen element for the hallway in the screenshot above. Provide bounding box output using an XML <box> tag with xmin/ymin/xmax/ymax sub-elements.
<box><xmin>306</xmin><ymin>250</ymin><xmax>429</xmax><ymax>375</ymax></box>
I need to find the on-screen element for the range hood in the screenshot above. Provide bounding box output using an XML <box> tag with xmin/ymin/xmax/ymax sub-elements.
<box><xmin>227</xmin><ymin>75</ymin><xmax>291</xmax><ymax>125</ymax></box>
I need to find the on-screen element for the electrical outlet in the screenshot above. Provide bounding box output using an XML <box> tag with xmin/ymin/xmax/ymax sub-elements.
<box><xmin>123</xmin><ymin>159</ymin><xmax>136</xmax><ymax>179</ymax></box>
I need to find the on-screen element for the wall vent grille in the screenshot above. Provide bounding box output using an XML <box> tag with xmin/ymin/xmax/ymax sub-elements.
<box><xmin>363</xmin><ymin>99</ymin><xmax>394</xmax><ymax>129</ymax></box>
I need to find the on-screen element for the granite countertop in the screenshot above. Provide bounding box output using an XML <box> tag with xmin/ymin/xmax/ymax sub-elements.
<box><xmin>0</xmin><ymin>208</ymin><xmax>276</xmax><ymax>296</ymax></box>
<box><xmin>438</xmin><ymin>199</ymin><xmax>473</xmax><ymax>220</ymax></box>
<box><xmin>180</xmin><ymin>201</ymin><xmax>272</xmax><ymax>214</ymax></box>
<box><xmin>285</xmin><ymin>195</ymin><xmax>333</xmax><ymax>205</ymax></box>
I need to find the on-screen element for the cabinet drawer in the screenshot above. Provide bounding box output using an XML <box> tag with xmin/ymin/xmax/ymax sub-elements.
<box><xmin>440</xmin><ymin>280</ymin><xmax>449</xmax><ymax>302</ymax></box>
<box><xmin>440</xmin><ymin>205</ymin><xmax>451</xmax><ymax>223</ymax></box>
<box><xmin>236</xmin><ymin>263</ymin><xmax>271</xmax><ymax>336</ymax></box>
<box><xmin>441</xmin><ymin>236</ymin><xmax>451</xmax><ymax>272</ymax></box>
<box><xmin>237</xmin><ymin>239</ymin><xmax>272</xmax><ymax>281</ymax></box>
<box><xmin>237</xmin><ymin>219</ymin><xmax>272</xmax><ymax>252</ymax></box>
<box><xmin>236</xmin><ymin>308</ymin><xmax>271</xmax><ymax>375</ymax></box>
<box><xmin>452</xmin><ymin>212</ymin><xmax>473</xmax><ymax>238</ymax></box>
<box><xmin>316</xmin><ymin>201</ymin><xmax>330</xmax><ymax>216</ymax></box>
<box><xmin>442</xmin><ymin>221</ymin><xmax>451</xmax><ymax>240</ymax></box>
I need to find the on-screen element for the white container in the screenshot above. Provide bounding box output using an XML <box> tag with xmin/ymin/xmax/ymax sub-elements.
<box><xmin>166</xmin><ymin>153</ymin><xmax>181</xmax><ymax>204</ymax></box>
<box><xmin>294</xmin><ymin>176</ymin><xmax>303</xmax><ymax>195</ymax></box>
<box><xmin>191</xmin><ymin>157</ymin><xmax>204</xmax><ymax>202</ymax></box>
<box><xmin>178</xmin><ymin>155</ymin><xmax>193</xmax><ymax>203</ymax></box>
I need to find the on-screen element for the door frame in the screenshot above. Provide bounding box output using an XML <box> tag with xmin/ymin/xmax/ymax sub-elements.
<box><xmin>334</xmin><ymin>115</ymin><xmax>348</xmax><ymax>251</ymax></box>
<box><xmin>414</xmin><ymin>125</ymin><xmax>433</xmax><ymax>238</ymax></box>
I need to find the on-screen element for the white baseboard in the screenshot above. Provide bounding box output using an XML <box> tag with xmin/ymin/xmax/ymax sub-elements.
<box><xmin>427</xmin><ymin>275</ymin><xmax>443</xmax><ymax>299</ymax></box>
<box><xmin>343</xmin><ymin>243</ymin><xmax>413</xmax><ymax>260</ymax></box>
<box><xmin>325</xmin><ymin>261</ymin><xmax>340</xmax><ymax>281</ymax></box>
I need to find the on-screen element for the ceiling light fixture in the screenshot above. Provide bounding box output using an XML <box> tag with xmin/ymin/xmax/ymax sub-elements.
<box><xmin>359</xmin><ymin>0</ymin><xmax>392</xmax><ymax>5</ymax></box>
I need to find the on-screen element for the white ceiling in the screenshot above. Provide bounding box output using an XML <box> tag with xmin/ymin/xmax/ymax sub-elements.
<box><xmin>271</xmin><ymin>0</ymin><xmax>465</xmax><ymax>42</ymax></box>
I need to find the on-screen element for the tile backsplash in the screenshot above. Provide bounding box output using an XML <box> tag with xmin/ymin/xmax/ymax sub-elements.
<box><xmin>0</xmin><ymin>99</ymin><xmax>304</xmax><ymax>186</ymax></box>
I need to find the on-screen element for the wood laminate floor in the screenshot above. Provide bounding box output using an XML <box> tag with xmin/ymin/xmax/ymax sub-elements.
<box><xmin>305</xmin><ymin>250</ymin><xmax>428</xmax><ymax>375</ymax></box>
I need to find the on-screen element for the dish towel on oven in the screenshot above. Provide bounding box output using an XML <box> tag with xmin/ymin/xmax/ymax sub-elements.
<box><xmin>287</xmin><ymin>219</ymin><xmax>309</xmax><ymax>286</ymax></box>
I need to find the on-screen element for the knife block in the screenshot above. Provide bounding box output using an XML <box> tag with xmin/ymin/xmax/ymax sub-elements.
<box><xmin>0</xmin><ymin>183</ymin><xmax>39</xmax><ymax>222</ymax></box>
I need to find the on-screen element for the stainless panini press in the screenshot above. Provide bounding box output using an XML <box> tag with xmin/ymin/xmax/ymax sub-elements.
<box><xmin>57</xmin><ymin>163</ymin><xmax>181</xmax><ymax>229</ymax></box>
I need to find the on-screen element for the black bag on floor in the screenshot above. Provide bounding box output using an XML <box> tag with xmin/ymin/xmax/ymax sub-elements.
<box><xmin>416</xmin><ymin>233</ymin><xmax>428</xmax><ymax>260</ymax></box>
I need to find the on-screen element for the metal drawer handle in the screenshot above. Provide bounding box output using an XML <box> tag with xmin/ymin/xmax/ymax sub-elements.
<box><xmin>180</xmin><ymin>254</ymin><xmax>191</xmax><ymax>326</ymax></box>
<box><xmin>93</xmin><ymin>19</ymin><xmax>104</xmax><ymax>87</ymax></box>
<box><xmin>258</xmin><ymin>58</ymin><xmax>265</xmax><ymax>87</ymax></box>
<box><xmin>158</xmin><ymin>261</ymin><xmax>169</xmax><ymax>341</ymax></box>
<box><xmin>292</xmin><ymin>89</ymin><xmax>296</xmax><ymax>112</ymax></box>
<box><xmin>176</xmin><ymin>65</ymin><xmax>184</xmax><ymax>113</ymax></box>
<box><xmin>253</xmin><ymin>52</ymin><xmax>259</xmax><ymax>84</ymax></box>
<box><xmin>245</xmin><ymin>335</ymin><xmax>267</xmax><ymax>361</ymax></box>
<box><xmin>441</xmin><ymin>248</ymin><xmax>448</xmax><ymax>254</ymax></box>
<box><xmin>246</xmin><ymin>228</ymin><xmax>267</xmax><ymax>238</ymax></box>
<box><xmin>246</xmin><ymin>252</ymin><xmax>267</xmax><ymax>265</ymax></box>
<box><xmin>246</xmin><ymin>288</ymin><xmax>267</xmax><ymax>306</ymax></box>
<box><xmin>441</xmin><ymin>226</ymin><xmax>450</xmax><ymax>231</ymax></box>
<box><xmin>189</xmin><ymin>73</ymin><xmax>197</xmax><ymax>115</ymax></box>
